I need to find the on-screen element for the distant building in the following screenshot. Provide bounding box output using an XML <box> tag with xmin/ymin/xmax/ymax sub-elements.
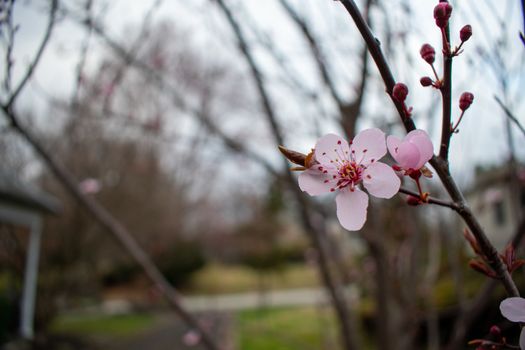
<box><xmin>0</xmin><ymin>172</ymin><xmax>60</xmax><ymax>340</ymax></box>
<box><xmin>465</xmin><ymin>165</ymin><xmax>525</xmax><ymax>250</ymax></box>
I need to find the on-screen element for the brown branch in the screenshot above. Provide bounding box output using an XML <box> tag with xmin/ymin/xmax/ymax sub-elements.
<box><xmin>5</xmin><ymin>0</ymin><xmax>58</xmax><ymax>110</ymax></box>
<box><xmin>1</xmin><ymin>106</ymin><xmax>222</xmax><ymax>350</ymax></box>
<box><xmin>339</xmin><ymin>0</ymin><xmax>415</xmax><ymax>132</ymax></box>
<box><xmin>438</xmin><ymin>25</ymin><xmax>453</xmax><ymax>160</ymax></box>
<box><xmin>494</xmin><ymin>95</ymin><xmax>525</xmax><ymax>138</ymax></box>
<box><xmin>446</xmin><ymin>218</ymin><xmax>525</xmax><ymax>350</ymax></box>
<box><xmin>338</xmin><ymin>0</ymin><xmax>520</xmax><ymax>298</ymax></box>
<box><xmin>210</xmin><ymin>1</ymin><xmax>359</xmax><ymax>349</ymax></box>
<box><xmin>398</xmin><ymin>187</ymin><xmax>459</xmax><ymax>211</ymax></box>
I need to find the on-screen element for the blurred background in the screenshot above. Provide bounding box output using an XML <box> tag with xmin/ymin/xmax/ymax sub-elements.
<box><xmin>0</xmin><ymin>0</ymin><xmax>524</xmax><ymax>349</ymax></box>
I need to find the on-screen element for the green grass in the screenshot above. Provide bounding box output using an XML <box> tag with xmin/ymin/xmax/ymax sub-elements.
<box><xmin>236</xmin><ymin>306</ymin><xmax>340</xmax><ymax>350</ymax></box>
<box><xmin>50</xmin><ymin>313</ymin><xmax>155</xmax><ymax>337</ymax></box>
<box><xmin>187</xmin><ymin>263</ymin><xmax>319</xmax><ymax>294</ymax></box>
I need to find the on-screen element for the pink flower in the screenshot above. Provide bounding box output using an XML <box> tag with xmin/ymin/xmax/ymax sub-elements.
<box><xmin>183</xmin><ymin>330</ymin><xmax>201</xmax><ymax>347</ymax></box>
<box><xmin>79</xmin><ymin>178</ymin><xmax>101</xmax><ymax>194</ymax></box>
<box><xmin>298</xmin><ymin>128</ymin><xmax>400</xmax><ymax>231</ymax></box>
<box><xmin>500</xmin><ymin>297</ymin><xmax>525</xmax><ymax>349</ymax></box>
<box><xmin>387</xmin><ymin>130</ymin><xmax>433</xmax><ymax>171</ymax></box>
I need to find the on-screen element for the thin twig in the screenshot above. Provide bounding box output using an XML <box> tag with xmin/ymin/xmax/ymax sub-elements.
<box><xmin>438</xmin><ymin>25</ymin><xmax>453</xmax><ymax>160</ymax></box>
<box><xmin>494</xmin><ymin>95</ymin><xmax>525</xmax><ymax>138</ymax></box>
<box><xmin>210</xmin><ymin>1</ymin><xmax>359</xmax><ymax>350</ymax></box>
<box><xmin>398</xmin><ymin>187</ymin><xmax>459</xmax><ymax>211</ymax></box>
<box><xmin>5</xmin><ymin>0</ymin><xmax>58</xmax><ymax>110</ymax></box>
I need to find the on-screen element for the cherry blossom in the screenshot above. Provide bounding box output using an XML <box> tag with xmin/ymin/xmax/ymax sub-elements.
<box><xmin>298</xmin><ymin>128</ymin><xmax>400</xmax><ymax>231</ymax></box>
<box><xmin>387</xmin><ymin>129</ymin><xmax>434</xmax><ymax>172</ymax></box>
<box><xmin>500</xmin><ymin>297</ymin><xmax>525</xmax><ymax>350</ymax></box>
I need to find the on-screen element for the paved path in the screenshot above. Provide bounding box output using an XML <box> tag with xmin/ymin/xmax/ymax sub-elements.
<box><xmin>182</xmin><ymin>287</ymin><xmax>356</xmax><ymax>312</ymax></box>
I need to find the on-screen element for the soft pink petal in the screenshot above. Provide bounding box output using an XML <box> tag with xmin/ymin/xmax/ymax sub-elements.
<box><xmin>298</xmin><ymin>167</ymin><xmax>337</xmax><ymax>196</ymax></box>
<box><xmin>386</xmin><ymin>135</ymin><xmax>402</xmax><ymax>163</ymax></box>
<box><xmin>314</xmin><ymin>133</ymin><xmax>350</xmax><ymax>166</ymax></box>
<box><xmin>363</xmin><ymin>162</ymin><xmax>401</xmax><ymax>199</ymax></box>
<box><xmin>396</xmin><ymin>142</ymin><xmax>421</xmax><ymax>169</ymax></box>
<box><xmin>500</xmin><ymin>297</ymin><xmax>525</xmax><ymax>323</ymax></box>
<box><xmin>335</xmin><ymin>188</ymin><xmax>369</xmax><ymax>231</ymax></box>
<box><xmin>406</xmin><ymin>130</ymin><xmax>434</xmax><ymax>168</ymax></box>
<box><xmin>351</xmin><ymin>128</ymin><xmax>387</xmax><ymax>165</ymax></box>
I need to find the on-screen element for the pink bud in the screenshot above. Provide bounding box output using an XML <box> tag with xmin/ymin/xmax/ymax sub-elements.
<box><xmin>406</xmin><ymin>195</ymin><xmax>421</xmax><ymax>206</ymax></box>
<box><xmin>434</xmin><ymin>3</ymin><xmax>453</xmax><ymax>28</ymax></box>
<box><xmin>459</xmin><ymin>92</ymin><xmax>474</xmax><ymax>111</ymax></box>
<box><xmin>420</xmin><ymin>76</ymin><xmax>433</xmax><ymax>87</ymax></box>
<box><xmin>420</xmin><ymin>44</ymin><xmax>435</xmax><ymax>64</ymax></box>
<box><xmin>489</xmin><ymin>325</ymin><xmax>501</xmax><ymax>338</ymax></box>
<box><xmin>392</xmin><ymin>83</ymin><xmax>409</xmax><ymax>103</ymax></box>
<box><xmin>460</xmin><ymin>24</ymin><xmax>472</xmax><ymax>42</ymax></box>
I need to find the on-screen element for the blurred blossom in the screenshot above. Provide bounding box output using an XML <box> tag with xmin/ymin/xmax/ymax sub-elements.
<box><xmin>298</xmin><ymin>129</ymin><xmax>400</xmax><ymax>231</ymax></box>
<box><xmin>79</xmin><ymin>178</ymin><xmax>101</xmax><ymax>194</ymax></box>
<box><xmin>183</xmin><ymin>330</ymin><xmax>201</xmax><ymax>347</ymax></box>
<box><xmin>500</xmin><ymin>297</ymin><xmax>525</xmax><ymax>349</ymax></box>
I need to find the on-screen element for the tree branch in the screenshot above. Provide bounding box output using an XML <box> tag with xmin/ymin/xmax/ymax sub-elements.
<box><xmin>210</xmin><ymin>1</ymin><xmax>359</xmax><ymax>349</ymax></box>
<box><xmin>1</xmin><ymin>106</ymin><xmax>222</xmax><ymax>350</ymax></box>
<box><xmin>5</xmin><ymin>0</ymin><xmax>58</xmax><ymax>110</ymax></box>
<box><xmin>494</xmin><ymin>95</ymin><xmax>525</xmax><ymax>138</ymax></box>
<box><xmin>338</xmin><ymin>0</ymin><xmax>520</xmax><ymax>298</ymax></box>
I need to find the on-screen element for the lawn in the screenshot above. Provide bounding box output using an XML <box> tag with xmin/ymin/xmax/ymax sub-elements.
<box><xmin>50</xmin><ymin>312</ymin><xmax>155</xmax><ymax>337</ymax></box>
<box><xmin>237</xmin><ymin>306</ymin><xmax>340</xmax><ymax>350</ymax></box>
<box><xmin>187</xmin><ymin>263</ymin><xmax>320</xmax><ymax>294</ymax></box>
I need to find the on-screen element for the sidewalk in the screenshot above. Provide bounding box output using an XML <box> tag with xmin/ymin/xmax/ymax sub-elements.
<box><xmin>182</xmin><ymin>287</ymin><xmax>353</xmax><ymax>312</ymax></box>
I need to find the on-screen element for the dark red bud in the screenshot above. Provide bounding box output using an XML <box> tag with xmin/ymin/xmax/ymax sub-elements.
<box><xmin>420</xmin><ymin>44</ymin><xmax>436</xmax><ymax>64</ymax></box>
<box><xmin>406</xmin><ymin>195</ymin><xmax>421</xmax><ymax>206</ymax></box>
<box><xmin>459</xmin><ymin>92</ymin><xmax>474</xmax><ymax>111</ymax></box>
<box><xmin>489</xmin><ymin>325</ymin><xmax>501</xmax><ymax>338</ymax></box>
<box><xmin>392</xmin><ymin>83</ymin><xmax>409</xmax><ymax>103</ymax></box>
<box><xmin>460</xmin><ymin>24</ymin><xmax>472</xmax><ymax>42</ymax></box>
<box><xmin>434</xmin><ymin>3</ymin><xmax>453</xmax><ymax>28</ymax></box>
<box><xmin>420</xmin><ymin>76</ymin><xmax>433</xmax><ymax>87</ymax></box>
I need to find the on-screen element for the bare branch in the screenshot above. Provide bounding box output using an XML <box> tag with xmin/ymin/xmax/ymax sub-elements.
<box><xmin>1</xmin><ymin>105</ymin><xmax>223</xmax><ymax>350</ymax></box>
<box><xmin>338</xmin><ymin>0</ymin><xmax>520</xmax><ymax>297</ymax></box>
<box><xmin>494</xmin><ymin>95</ymin><xmax>525</xmax><ymax>138</ymax></box>
<box><xmin>210</xmin><ymin>1</ymin><xmax>360</xmax><ymax>349</ymax></box>
<box><xmin>398</xmin><ymin>187</ymin><xmax>459</xmax><ymax>211</ymax></box>
<box><xmin>5</xmin><ymin>0</ymin><xmax>58</xmax><ymax>110</ymax></box>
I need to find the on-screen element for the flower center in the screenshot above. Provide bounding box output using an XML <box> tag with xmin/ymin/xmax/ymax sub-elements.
<box><xmin>336</xmin><ymin>161</ymin><xmax>363</xmax><ymax>191</ymax></box>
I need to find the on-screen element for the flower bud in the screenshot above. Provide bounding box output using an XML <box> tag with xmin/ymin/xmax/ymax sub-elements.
<box><xmin>406</xmin><ymin>195</ymin><xmax>421</xmax><ymax>206</ymax></box>
<box><xmin>420</xmin><ymin>44</ymin><xmax>435</xmax><ymax>64</ymax></box>
<box><xmin>489</xmin><ymin>325</ymin><xmax>501</xmax><ymax>338</ymax></box>
<box><xmin>459</xmin><ymin>92</ymin><xmax>474</xmax><ymax>111</ymax></box>
<box><xmin>420</xmin><ymin>76</ymin><xmax>433</xmax><ymax>87</ymax></box>
<box><xmin>434</xmin><ymin>3</ymin><xmax>453</xmax><ymax>28</ymax></box>
<box><xmin>392</xmin><ymin>83</ymin><xmax>409</xmax><ymax>103</ymax></box>
<box><xmin>460</xmin><ymin>24</ymin><xmax>472</xmax><ymax>42</ymax></box>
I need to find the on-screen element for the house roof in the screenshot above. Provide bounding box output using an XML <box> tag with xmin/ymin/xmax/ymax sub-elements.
<box><xmin>0</xmin><ymin>171</ymin><xmax>61</xmax><ymax>215</ymax></box>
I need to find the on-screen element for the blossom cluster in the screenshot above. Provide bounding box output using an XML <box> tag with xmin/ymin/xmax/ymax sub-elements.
<box><xmin>297</xmin><ymin>128</ymin><xmax>433</xmax><ymax>231</ymax></box>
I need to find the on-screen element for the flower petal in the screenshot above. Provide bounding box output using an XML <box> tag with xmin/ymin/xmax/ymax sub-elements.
<box><xmin>406</xmin><ymin>130</ymin><xmax>434</xmax><ymax>168</ymax></box>
<box><xmin>386</xmin><ymin>135</ymin><xmax>402</xmax><ymax>163</ymax></box>
<box><xmin>298</xmin><ymin>167</ymin><xmax>337</xmax><ymax>196</ymax></box>
<box><xmin>363</xmin><ymin>162</ymin><xmax>401</xmax><ymax>198</ymax></box>
<box><xmin>397</xmin><ymin>141</ymin><xmax>422</xmax><ymax>169</ymax></box>
<box><xmin>335</xmin><ymin>188</ymin><xmax>369</xmax><ymax>231</ymax></box>
<box><xmin>351</xmin><ymin>128</ymin><xmax>387</xmax><ymax>165</ymax></box>
<box><xmin>314</xmin><ymin>133</ymin><xmax>351</xmax><ymax>166</ymax></box>
<box><xmin>500</xmin><ymin>297</ymin><xmax>525</xmax><ymax>323</ymax></box>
